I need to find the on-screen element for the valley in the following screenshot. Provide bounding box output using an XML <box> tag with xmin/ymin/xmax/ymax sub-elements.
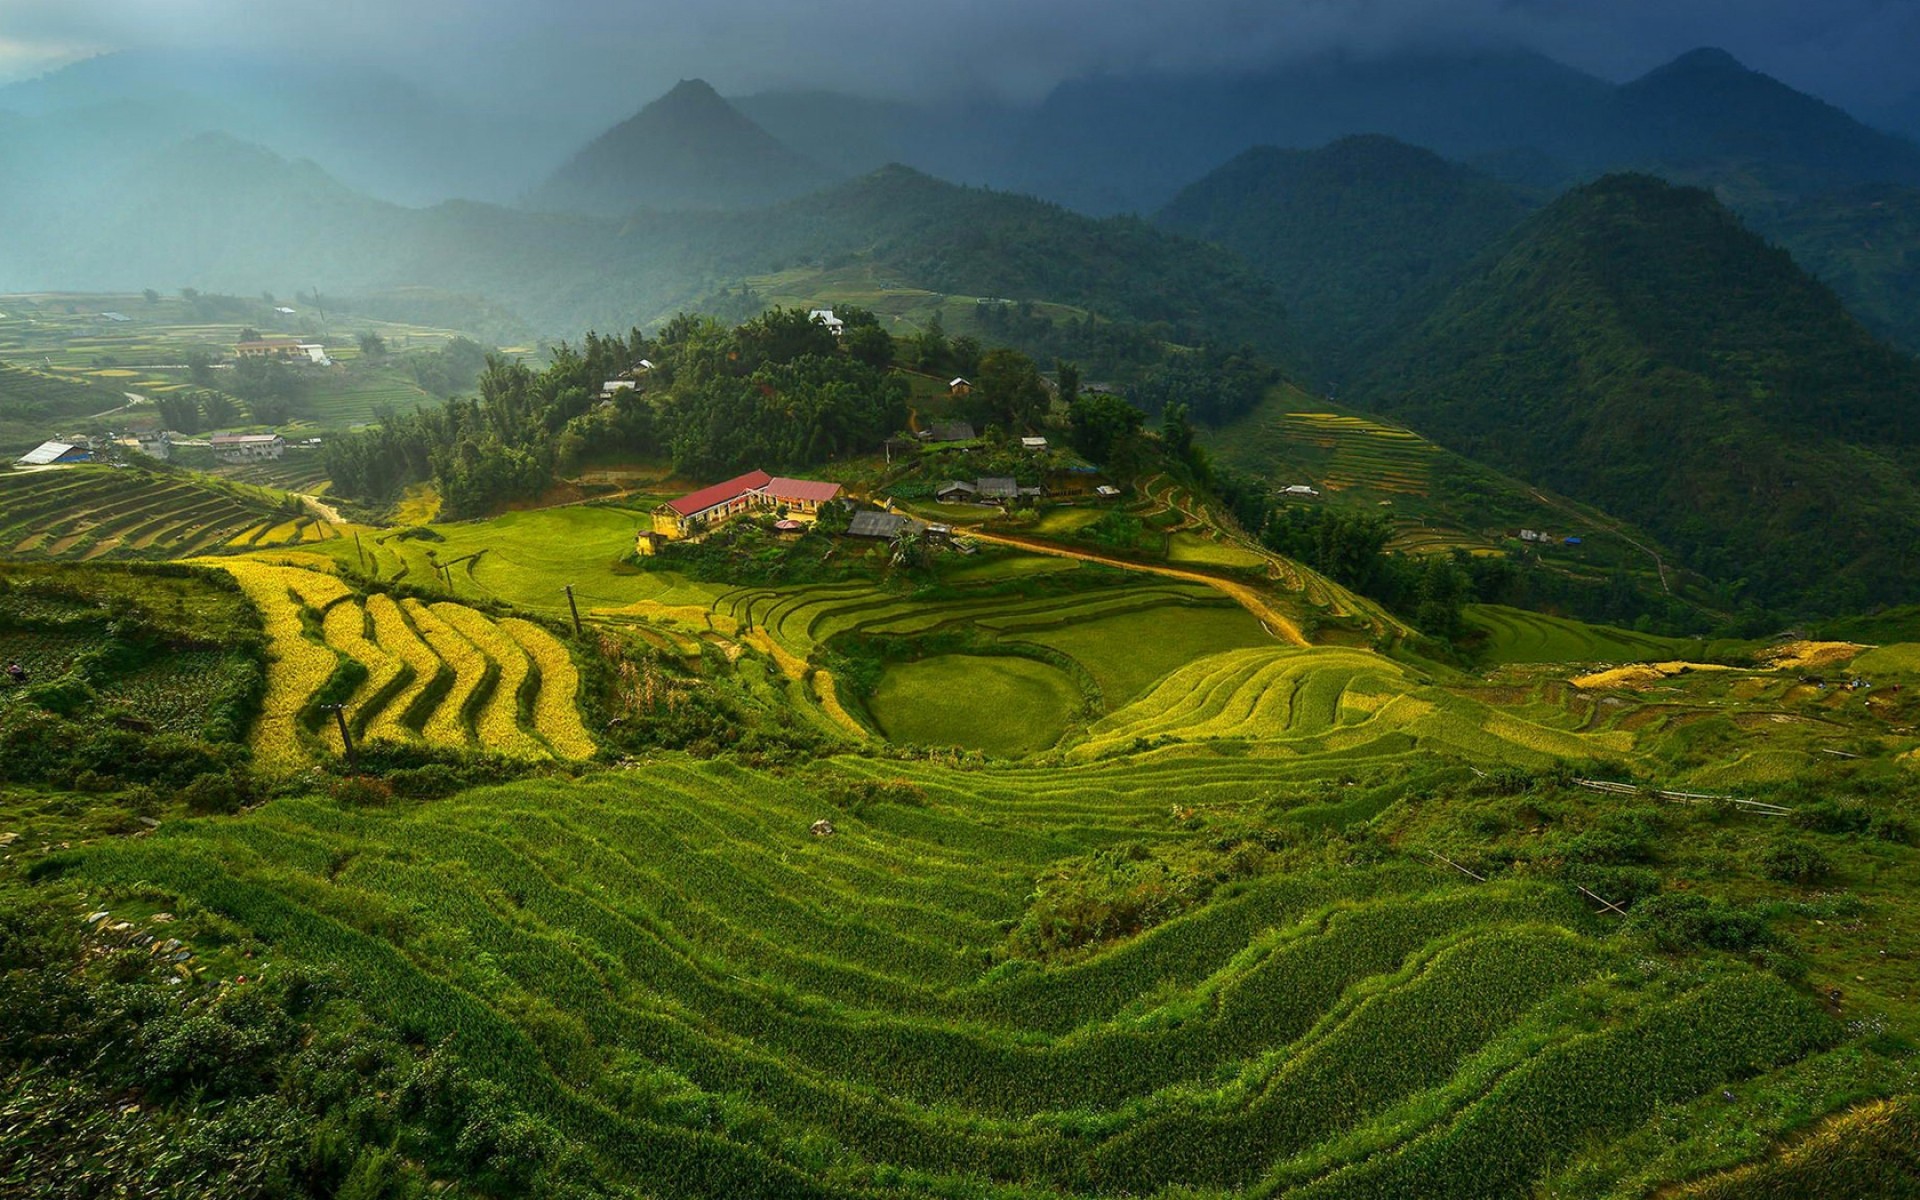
<box><xmin>7</xmin><ymin>16</ymin><xmax>1920</xmax><ymax>1198</ymax></box>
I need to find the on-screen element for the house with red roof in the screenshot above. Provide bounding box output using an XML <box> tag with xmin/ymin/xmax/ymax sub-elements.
<box><xmin>649</xmin><ymin>469</ymin><xmax>843</xmax><ymax>540</ymax></box>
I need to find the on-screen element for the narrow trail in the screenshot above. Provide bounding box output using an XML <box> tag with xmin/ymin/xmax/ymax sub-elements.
<box><xmin>1528</xmin><ymin>487</ymin><xmax>1670</xmax><ymax>594</ymax></box>
<box><xmin>965</xmin><ymin>529</ymin><xmax>1312</xmax><ymax>647</ymax></box>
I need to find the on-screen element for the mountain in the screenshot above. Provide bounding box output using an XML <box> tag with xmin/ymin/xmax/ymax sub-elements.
<box><xmin>1000</xmin><ymin>47</ymin><xmax>1610</xmax><ymax>214</ymax></box>
<box><xmin>1754</xmin><ymin>184</ymin><xmax>1920</xmax><ymax>355</ymax></box>
<box><xmin>1156</xmin><ymin>136</ymin><xmax>1535</xmax><ymax>377</ymax></box>
<box><xmin>0</xmin><ymin>137</ymin><xmax>1286</xmax><ymax>362</ymax></box>
<box><xmin>528</xmin><ymin>79</ymin><xmax>833</xmax><ymax>215</ymax></box>
<box><xmin>1604</xmin><ymin>48</ymin><xmax>1920</xmax><ymax>204</ymax></box>
<box><xmin>0</xmin><ymin>50</ymin><xmax>570</xmax><ymax>205</ymax></box>
<box><xmin>1352</xmin><ymin>173</ymin><xmax>1920</xmax><ymax>614</ymax></box>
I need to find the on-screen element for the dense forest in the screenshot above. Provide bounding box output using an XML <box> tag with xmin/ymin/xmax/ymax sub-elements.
<box><xmin>1356</xmin><ymin>173</ymin><xmax>1920</xmax><ymax>615</ymax></box>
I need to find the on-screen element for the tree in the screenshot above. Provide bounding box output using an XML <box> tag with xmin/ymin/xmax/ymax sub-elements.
<box><xmin>357</xmin><ymin>332</ymin><xmax>389</xmax><ymax>360</ymax></box>
<box><xmin>913</xmin><ymin>314</ymin><xmax>949</xmax><ymax>372</ymax></box>
<box><xmin>199</xmin><ymin>391</ymin><xmax>239</xmax><ymax>429</ymax></box>
<box><xmin>844</xmin><ymin>323</ymin><xmax>894</xmax><ymax>369</ymax></box>
<box><xmin>890</xmin><ymin>529</ymin><xmax>928</xmax><ymax>571</ymax></box>
<box><xmin>1067</xmin><ymin>391</ymin><xmax>1143</xmax><ymax>466</ymax></box>
<box><xmin>974</xmin><ymin>348</ymin><xmax>1048</xmax><ymax>431</ymax></box>
<box><xmin>1056</xmin><ymin>360</ymin><xmax>1081</xmax><ymax>409</ymax></box>
<box><xmin>238</xmin><ymin>327</ymin><xmax>261</xmax><ymax>344</ymax></box>
<box><xmin>142</xmin><ymin>288</ymin><xmax>160</xmax><ymax>305</ymax></box>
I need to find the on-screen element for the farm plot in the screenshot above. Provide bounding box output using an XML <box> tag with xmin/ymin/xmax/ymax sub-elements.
<box><xmin>1464</xmin><ymin>604</ymin><xmax>1728</xmax><ymax>665</ymax></box>
<box><xmin>0</xmin><ymin>465</ymin><xmax>339</xmax><ymax>560</ymax></box>
<box><xmin>210</xmin><ymin>562</ymin><xmax>594</xmax><ymax>767</ymax></box>
<box><xmin>1078</xmin><ymin>645</ymin><xmax>1631</xmax><ymax>763</ymax></box>
<box><xmin>64</xmin><ymin>754</ymin><xmax>1845</xmax><ymax>1199</ymax></box>
<box><xmin>870</xmin><ymin>654</ymin><xmax>1083</xmax><ymax>754</ymax></box>
<box><xmin>1280</xmin><ymin>411</ymin><xmax>1435</xmax><ymax>496</ymax></box>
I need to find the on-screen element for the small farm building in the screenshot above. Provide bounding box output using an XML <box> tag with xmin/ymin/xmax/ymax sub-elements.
<box><xmin>15</xmin><ymin>440</ymin><xmax>91</xmax><ymax>467</ymax></box>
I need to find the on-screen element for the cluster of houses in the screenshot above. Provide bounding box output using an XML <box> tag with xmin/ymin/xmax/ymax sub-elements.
<box><xmin>935</xmin><ymin>477</ymin><xmax>1041</xmax><ymax>504</ymax></box>
<box><xmin>13</xmin><ymin>429</ymin><xmax>294</xmax><ymax>469</ymax></box>
<box><xmin>639</xmin><ymin>468</ymin><xmax>982</xmax><ymax>556</ymax></box>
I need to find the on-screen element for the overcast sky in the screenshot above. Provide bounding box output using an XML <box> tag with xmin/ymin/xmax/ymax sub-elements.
<box><xmin>2</xmin><ymin>0</ymin><xmax>1915</xmax><ymax>113</ymax></box>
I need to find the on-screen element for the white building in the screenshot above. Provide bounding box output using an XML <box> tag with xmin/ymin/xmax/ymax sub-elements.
<box><xmin>211</xmin><ymin>433</ymin><xmax>287</xmax><ymax>463</ymax></box>
<box><xmin>808</xmin><ymin>309</ymin><xmax>845</xmax><ymax>336</ymax></box>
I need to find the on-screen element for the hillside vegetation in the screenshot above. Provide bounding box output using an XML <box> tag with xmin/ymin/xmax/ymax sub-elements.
<box><xmin>1355</xmin><ymin>173</ymin><xmax>1920</xmax><ymax>615</ymax></box>
<box><xmin>1157</xmin><ymin>136</ymin><xmax>1535</xmax><ymax>374</ymax></box>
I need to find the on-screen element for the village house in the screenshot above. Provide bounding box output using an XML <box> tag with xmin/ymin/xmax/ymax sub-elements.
<box><xmin>808</xmin><ymin>309</ymin><xmax>844</xmax><ymax>336</ymax></box>
<box><xmin>918</xmin><ymin>421</ymin><xmax>976</xmax><ymax>444</ymax></box>
<box><xmin>14</xmin><ymin>440</ymin><xmax>92</xmax><ymax>467</ymax></box>
<box><xmin>1020</xmin><ymin>436</ymin><xmax>1049</xmax><ymax>452</ymax></box>
<box><xmin>1280</xmin><ymin>484</ymin><xmax>1320</xmax><ymax>498</ymax></box>
<box><xmin>234</xmin><ymin>337</ymin><xmax>306</xmax><ymax>360</ymax></box>
<box><xmin>211</xmin><ymin>433</ymin><xmax>287</xmax><ymax>463</ymax></box>
<box><xmin>845</xmin><ymin>511</ymin><xmax>925</xmax><ymax>540</ymax></box>
<box><xmin>649</xmin><ymin>470</ymin><xmax>845</xmax><ymax>540</ymax></box>
<box><xmin>934</xmin><ymin>480</ymin><xmax>978</xmax><ymax>503</ymax></box>
<box><xmin>948</xmin><ymin>377</ymin><xmax>972</xmax><ymax>398</ymax></box>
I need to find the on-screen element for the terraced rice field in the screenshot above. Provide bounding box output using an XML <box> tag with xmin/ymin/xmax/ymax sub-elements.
<box><xmin>1465</xmin><ymin>604</ymin><xmax>1720</xmax><ymax>664</ymax></box>
<box><xmin>1280</xmin><ymin>411</ymin><xmax>1435</xmax><ymax>495</ymax></box>
<box><xmin>214</xmin><ymin>561</ymin><xmax>594</xmax><ymax>768</ymax></box>
<box><xmin>0</xmin><ymin>465</ymin><xmax>339</xmax><ymax>560</ymax></box>
<box><xmin>64</xmin><ymin>756</ymin><xmax>1843</xmax><ymax>1198</ymax></box>
<box><xmin>1078</xmin><ymin>645</ymin><xmax>1630</xmax><ymax>762</ymax></box>
<box><xmin>214</xmin><ymin>454</ymin><xmax>331</xmax><ymax>494</ymax></box>
<box><xmin>870</xmin><ymin>654</ymin><xmax>1084</xmax><ymax>753</ymax></box>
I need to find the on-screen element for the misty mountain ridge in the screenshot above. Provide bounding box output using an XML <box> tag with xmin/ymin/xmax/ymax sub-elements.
<box><xmin>1354</xmin><ymin>173</ymin><xmax>1920</xmax><ymax>613</ymax></box>
<box><xmin>0</xmin><ymin>131</ymin><xmax>1283</xmax><ymax>365</ymax></box>
<box><xmin>527</xmin><ymin>79</ymin><xmax>833</xmax><ymax>216</ymax></box>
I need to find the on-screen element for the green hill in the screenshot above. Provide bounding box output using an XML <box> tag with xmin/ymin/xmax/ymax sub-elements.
<box><xmin>1156</xmin><ymin>136</ymin><xmax>1535</xmax><ymax>375</ymax></box>
<box><xmin>1353</xmin><ymin>173</ymin><xmax>1920</xmax><ymax>615</ymax></box>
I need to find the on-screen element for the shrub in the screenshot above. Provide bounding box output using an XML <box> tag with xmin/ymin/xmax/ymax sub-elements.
<box><xmin>1759</xmin><ymin>838</ymin><xmax>1835</xmax><ymax>886</ymax></box>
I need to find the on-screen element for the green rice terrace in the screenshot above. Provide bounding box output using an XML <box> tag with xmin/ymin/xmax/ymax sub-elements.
<box><xmin>5</xmin><ymin>482</ymin><xmax>1920</xmax><ymax>1197</ymax></box>
<box><xmin>0</xmin><ymin>463</ymin><xmax>345</xmax><ymax>560</ymax></box>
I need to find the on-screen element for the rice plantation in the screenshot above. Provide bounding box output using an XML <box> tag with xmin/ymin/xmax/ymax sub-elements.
<box><xmin>214</xmin><ymin>561</ymin><xmax>595</xmax><ymax>768</ymax></box>
<box><xmin>0</xmin><ymin>464</ymin><xmax>342</xmax><ymax>560</ymax></box>
<box><xmin>52</xmin><ymin>755</ymin><xmax>1863</xmax><ymax>1198</ymax></box>
<box><xmin>8</xmin><ymin>438</ymin><xmax>1920</xmax><ymax>1196</ymax></box>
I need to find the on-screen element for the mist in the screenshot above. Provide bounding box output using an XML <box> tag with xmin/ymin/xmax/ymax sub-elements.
<box><xmin>2</xmin><ymin>0</ymin><xmax>1915</xmax><ymax>113</ymax></box>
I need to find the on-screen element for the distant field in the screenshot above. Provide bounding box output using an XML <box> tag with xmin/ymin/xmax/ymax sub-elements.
<box><xmin>0</xmin><ymin>294</ymin><xmax>467</xmax><ymax>432</ymax></box>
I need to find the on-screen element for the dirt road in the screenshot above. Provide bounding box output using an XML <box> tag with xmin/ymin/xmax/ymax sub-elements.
<box><xmin>965</xmin><ymin>529</ymin><xmax>1311</xmax><ymax>646</ymax></box>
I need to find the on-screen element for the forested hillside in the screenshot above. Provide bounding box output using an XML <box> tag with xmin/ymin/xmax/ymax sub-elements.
<box><xmin>1355</xmin><ymin>173</ymin><xmax>1920</xmax><ymax>615</ymax></box>
<box><xmin>1156</xmin><ymin>136</ymin><xmax>1535</xmax><ymax>376</ymax></box>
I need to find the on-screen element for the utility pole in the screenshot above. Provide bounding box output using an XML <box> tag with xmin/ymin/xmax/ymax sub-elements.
<box><xmin>565</xmin><ymin>584</ymin><xmax>583</xmax><ymax>636</ymax></box>
<box><xmin>326</xmin><ymin>704</ymin><xmax>356</xmax><ymax>770</ymax></box>
<box><xmin>353</xmin><ymin>531</ymin><xmax>365</xmax><ymax>571</ymax></box>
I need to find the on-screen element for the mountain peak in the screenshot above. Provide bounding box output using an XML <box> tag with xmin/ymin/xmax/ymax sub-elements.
<box><xmin>529</xmin><ymin>78</ymin><xmax>830</xmax><ymax>215</ymax></box>
<box><xmin>1661</xmin><ymin>46</ymin><xmax>1750</xmax><ymax>76</ymax></box>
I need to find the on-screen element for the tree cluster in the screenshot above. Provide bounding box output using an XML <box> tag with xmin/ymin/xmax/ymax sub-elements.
<box><xmin>324</xmin><ymin>307</ymin><xmax>908</xmax><ymax>517</ymax></box>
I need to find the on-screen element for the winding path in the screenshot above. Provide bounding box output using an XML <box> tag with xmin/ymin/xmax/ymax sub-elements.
<box><xmin>964</xmin><ymin>529</ymin><xmax>1312</xmax><ymax>647</ymax></box>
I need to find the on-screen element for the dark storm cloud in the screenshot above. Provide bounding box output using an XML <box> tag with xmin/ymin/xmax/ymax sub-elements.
<box><xmin>2</xmin><ymin>0</ymin><xmax>1914</xmax><ymax>109</ymax></box>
